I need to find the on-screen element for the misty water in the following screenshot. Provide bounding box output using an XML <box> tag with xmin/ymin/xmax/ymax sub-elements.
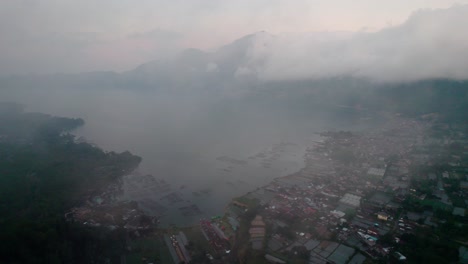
<box><xmin>1</xmin><ymin>86</ymin><xmax>374</xmax><ymax>226</ymax></box>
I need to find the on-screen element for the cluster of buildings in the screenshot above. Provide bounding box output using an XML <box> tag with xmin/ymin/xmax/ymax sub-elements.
<box><xmin>113</xmin><ymin>115</ymin><xmax>467</xmax><ymax>264</ymax></box>
<box><xmin>200</xmin><ymin>219</ymin><xmax>231</xmax><ymax>254</ymax></box>
<box><xmin>65</xmin><ymin>181</ymin><xmax>158</xmax><ymax>232</ymax></box>
<box><xmin>220</xmin><ymin>115</ymin><xmax>468</xmax><ymax>263</ymax></box>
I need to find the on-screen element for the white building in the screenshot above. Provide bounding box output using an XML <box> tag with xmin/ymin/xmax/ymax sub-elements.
<box><xmin>339</xmin><ymin>193</ymin><xmax>362</xmax><ymax>208</ymax></box>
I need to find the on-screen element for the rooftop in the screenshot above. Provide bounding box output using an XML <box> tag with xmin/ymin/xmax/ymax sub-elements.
<box><xmin>367</xmin><ymin>167</ymin><xmax>386</xmax><ymax>178</ymax></box>
<box><xmin>339</xmin><ymin>193</ymin><xmax>362</xmax><ymax>208</ymax></box>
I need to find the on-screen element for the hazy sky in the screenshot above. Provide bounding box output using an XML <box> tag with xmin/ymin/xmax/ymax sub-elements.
<box><xmin>1</xmin><ymin>0</ymin><xmax>468</xmax><ymax>74</ymax></box>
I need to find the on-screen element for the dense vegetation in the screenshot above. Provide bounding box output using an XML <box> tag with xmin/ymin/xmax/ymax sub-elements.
<box><xmin>0</xmin><ymin>103</ymin><xmax>141</xmax><ymax>263</ymax></box>
<box><xmin>254</xmin><ymin>78</ymin><xmax>468</xmax><ymax>123</ymax></box>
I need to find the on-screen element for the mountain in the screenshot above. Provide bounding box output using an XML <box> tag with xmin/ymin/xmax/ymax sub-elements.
<box><xmin>0</xmin><ymin>31</ymin><xmax>276</xmax><ymax>94</ymax></box>
<box><xmin>120</xmin><ymin>31</ymin><xmax>275</xmax><ymax>90</ymax></box>
<box><xmin>1</xmin><ymin>30</ymin><xmax>468</xmax><ymax>123</ymax></box>
<box><xmin>4</xmin><ymin>5</ymin><xmax>468</xmax><ymax>90</ymax></box>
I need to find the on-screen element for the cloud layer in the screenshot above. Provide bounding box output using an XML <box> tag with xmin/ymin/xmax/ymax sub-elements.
<box><xmin>250</xmin><ymin>5</ymin><xmax>468</xmax><ymax>82</ymax></box>
<box><xmin>1</xmin><ymin>1</ymin><xmax>468</xmax><ymax>75</ymax></box>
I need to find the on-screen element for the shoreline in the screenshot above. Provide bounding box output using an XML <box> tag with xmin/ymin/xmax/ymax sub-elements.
<box><xmin>163</xmin><ymin>138</ymin><xmax>321</xmax><ymax>230</ymax></box>
<box><xmin>119</xmin><ymin>140</ymin><xmax>311</xmax><ymax>228</ymax></box>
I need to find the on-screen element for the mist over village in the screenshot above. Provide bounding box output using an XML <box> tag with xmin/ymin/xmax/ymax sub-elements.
<box><xmin>1</xmin><ymin>1</ymin><xmax>468</xmax><ymax>264</ymax></box>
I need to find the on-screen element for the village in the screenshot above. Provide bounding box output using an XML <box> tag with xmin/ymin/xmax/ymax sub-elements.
<box><xmin>162</xmin><ymin>114</ymin><xmax>468</xmax><ymax>264</ymax></box>
<box><xmin>211</xmin><ymin>114</ymin><xmax>468</xmax><ymax>264</ymax></box>
<box><xmin>65</xmin><ymin>113</ymin><xmax>468</xmax><ymax>264</ymax></box>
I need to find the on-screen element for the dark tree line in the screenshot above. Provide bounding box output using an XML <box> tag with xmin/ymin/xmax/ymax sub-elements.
<box><xmin>0</xmin><ymin>104</ymin><xmax>141</xmax><ymax>263</ymax></box>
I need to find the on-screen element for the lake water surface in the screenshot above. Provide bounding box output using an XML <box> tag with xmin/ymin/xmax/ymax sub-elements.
<box><xmin>1</xmin><ymin>87</ymin><xmax>372</xmax><ymax>226</ymax></box>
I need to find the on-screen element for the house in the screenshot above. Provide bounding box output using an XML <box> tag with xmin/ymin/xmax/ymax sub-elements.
<box><xmin>249</xmin><ymin>215</ymin><xmax>266</xmax><ymax>250</ymax></box>
<box><xmin>367</xmin><ymin>167</ymin><xmax>386</xmax><ymax>178</ymax></box>
<box><xmin>453</xmin><ymin>207</ymin><xmax>466</xmax><ymax>217</ymax></box>
<box><xmin>377</xmin><ymin>212</ymin><xmax>389</xmax><ymax>221</ymax></box>
<box><xmin>339</xmin><ymin>193</ymin><xmax>361</xmax><ymax>208</ymax></box>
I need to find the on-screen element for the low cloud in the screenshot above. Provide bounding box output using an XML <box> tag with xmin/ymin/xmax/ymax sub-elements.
<box><xmin>250</xmin><ymin>5</ymin><xmax>468</xmax><ymax>82</ymax></box>
<box><xmin>128</xmin><ymin>29</ymin><xmax>182</xmax><ymax>41</ymax></box>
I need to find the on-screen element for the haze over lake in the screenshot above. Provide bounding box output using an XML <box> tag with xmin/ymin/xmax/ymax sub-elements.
<box><xmin>0</xmin><ymin>84</ymin><xmax>376</xmax><ymax>225</ymax></box>
<box><xmin>2</xmin><ymin>2</ymin><xmax>468</xmax><ymax>263</ymax></box>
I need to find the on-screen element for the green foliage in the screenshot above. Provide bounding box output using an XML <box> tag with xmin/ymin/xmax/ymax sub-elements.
<box><xmin>375</xmin><ymin>79</ymin><xmax>468</xmax><ymax>122</ymax></box>
<box><xmin>276</xmin><ymin>226</ymin><xmax>295</xmax><ymax>240</ymax></box>
<box><xmin>344</xmin><ymin>208</ymin><xmax>357</xmax><ymax>221</ymax></box>
<box><xmin>0</xmin><ymin>106</ymin><xmax>141</xmax><ymax>263</ymax></box>
<box><xmin>400</xmin><ymin>232</ymin><xmax>458</xmax><ymax>264</ymax></box>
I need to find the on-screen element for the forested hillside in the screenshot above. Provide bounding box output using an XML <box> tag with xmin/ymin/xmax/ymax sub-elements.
<box><xmin>0</xmin><ymin>103</ymin><xmax>141</xmax><ymax>263</ymax></box>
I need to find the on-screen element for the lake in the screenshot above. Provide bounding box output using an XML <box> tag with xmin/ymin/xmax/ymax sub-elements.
<box><xmin>1</xmin><ymin>86</ymin><xmax>372</xmax><ymax>226</ymax></box>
